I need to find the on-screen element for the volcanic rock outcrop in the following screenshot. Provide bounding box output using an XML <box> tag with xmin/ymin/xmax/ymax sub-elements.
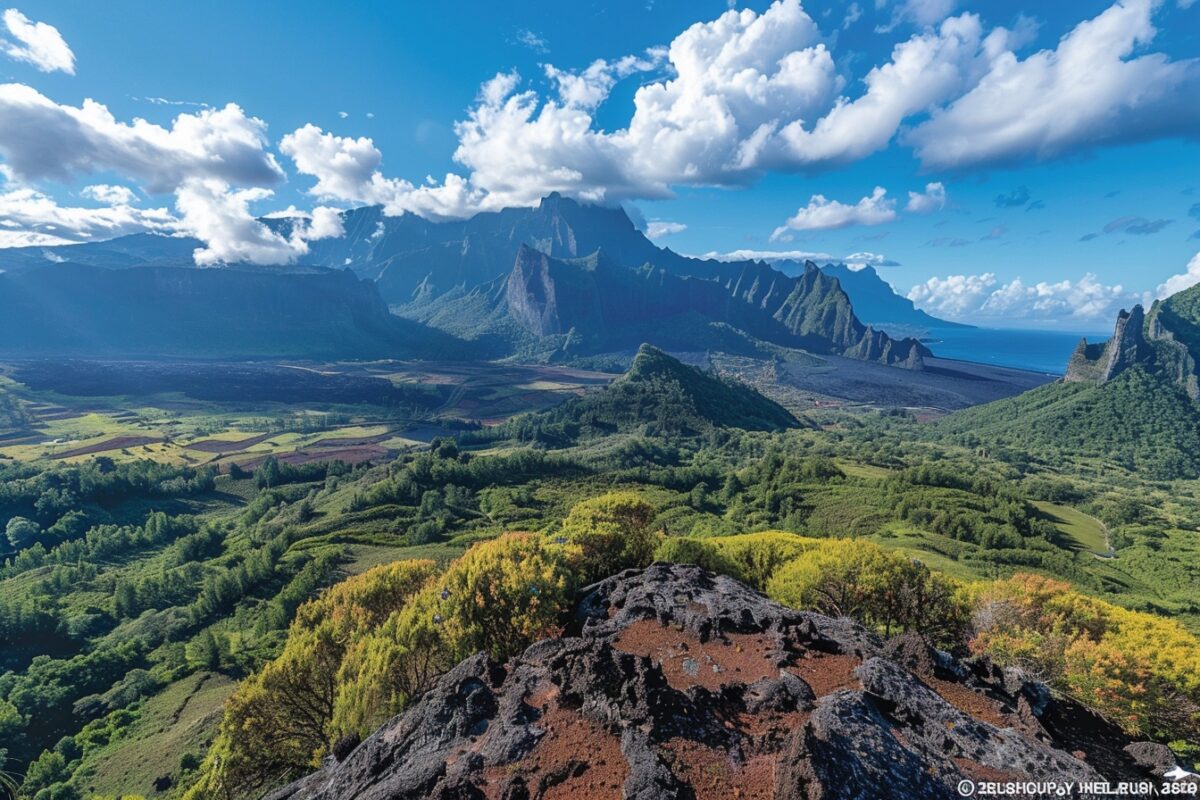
<box><xmin>266</xmin><ymin>564</ymin><xmax>1187</xmax><ymax>800</ymax></box>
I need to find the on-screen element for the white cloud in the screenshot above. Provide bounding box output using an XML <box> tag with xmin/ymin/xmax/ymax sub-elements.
<box><xmin>645</xmin><ymin>220</ymin><xmax>686</xmax><ymax>238</ymax></box>
<box><xmin>885</xmin><ymin>0</ymin><xmax>958</xmax><ymax>29</ymax></box>
<box><xmin>771</xmin><ymin>186</ymin><xmax>895</xmax><ymax>239</ymax></box>
<box><xmin>843</xmin><ymin>251</ymin><xmax>900</xmax><ymax>267</ymax></box>
<box><xmin>698</xmin><ymin>247</ymin><xmax>899</xmax><ymax>267</ymax></box>
<box><xmin>907</xmin><ymin>273</ymin><xmax>996</xmax><ymax>317</ymax></box>
<box><xmin>516</xmin><ymin>28</ymin><xmax>548</xmax><ymax>53</ymax></box>
<box><xmin>304</xmin><ymin>205</ymin><xmax>345</xmax><ymax>240</ymax></box>
<box><xmin>905</xmin><ymin>181</ymin><xmax>946</xmax><ymax>213</ymax></box>
<box><xmin>0</xmin><ymin>84</ymin><xmax>284</xmax><ymax>192</ymax></box>
<box><xmin>173</xmin><ymin>179</ymin><xmax>342</xmax><ymax>267</ymax></box>
<box><xmin>338</xmin><ymin>111</ymin><xmax>348</xmax><ymax>119</ymax></box>
<box><xmin>908</xmin><ymin>0</ymin><xmax>1200</xmax><ymax>169</ymax></box>
<box><xmin>80</xmin><ymin>184</ymin><xmax>138</xmax><ymax>206</ymax></box>
<box><xmin>0</xmin><ymin>186</ymin><xmax>175</xmax><ymax>246</ymax></box>
<box><xmin>1</xmin><ymin>9</ymin><xmax>75</xmax><ymax>74</ymax></box>
<box><xmin>280</xmin><ymin>0</ymin><xmax>1191</xmax><ymax>219</ymax></box>
<box><xmin>544</xmin><ymin>53</ymin><xmax>662</xmax><ymax>110</ymax></box>
<box><xmin>1156</xmin><ymin>251</ymin><xmax>1200</xmax><ymax>299</ymax></box>
<box><xmin>775</xmin><ymin>13</ymin><xmax>1017</xmax><ymax>168</ymax></box>
<box><xmin>701</xmin><ymin>247</ymin><xmax>835</xmax><ymax>262</ymax></box>
<box><xmin>909</xmin><ymin>271</ymin><xmax>1141</xmax><ymax>321</ymax></box>
<box><xmin>279</xmin><ymin>123</ymin><xmax>487</xmax><ymax>221</ymax></box>
<box><xmin>842</xmin><ymin>3</ymin><xmax>862</xmax><ymax>29</ymax></box>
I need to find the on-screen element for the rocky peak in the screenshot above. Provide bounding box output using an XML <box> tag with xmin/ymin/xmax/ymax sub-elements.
<box><xmin>1102</xmin><ymin>305</ymin><xmax>1153</xmax><ymax>379</ymax></box>
<box><xmin>266</xmin><ymin>564</ymin><xmax>1183</xmax><ymax>800</ymax></box>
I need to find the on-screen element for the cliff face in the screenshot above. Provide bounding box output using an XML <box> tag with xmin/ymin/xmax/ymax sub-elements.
<box><xmin>501</xmin><ymin>247</ymin><xmax>929</xmax><ymax>368</ymax></box>
<box><xmin>1065</xmin><ymin>287</ymin><xmax>1200</xmax><ymax>400</ymax></box>
<box><xmin>266</xmin><ymin>565</ymin><xmax>1182</xmax><ymax>800</ymax></box>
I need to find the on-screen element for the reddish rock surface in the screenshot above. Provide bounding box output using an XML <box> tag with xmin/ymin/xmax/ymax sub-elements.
<box><xmin>266</xmin><ymin>564</ymin><xmax>1190</xmax><ymax>800</ymax></box>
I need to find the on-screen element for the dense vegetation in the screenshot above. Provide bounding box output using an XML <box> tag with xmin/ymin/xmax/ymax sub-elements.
<box><xmin>938</xmin><ymin>368</ymin><xmax>1200</xmax><ymax>479</ymax></box>
<box><xmin>2</xmin><ymin>349</ymin><xmax>1199</xmax><ymax>799</ymax></box>
<box><xmin>468</xmin><ymin>343</ymin><xmax>798</xmax><ymax>446</ymax></box>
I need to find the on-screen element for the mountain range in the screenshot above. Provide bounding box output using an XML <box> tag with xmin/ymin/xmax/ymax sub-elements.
<box><xmin>0</xmin><ymin>194</ymin><xmax>934</xmax><ymax>367</ymax></box>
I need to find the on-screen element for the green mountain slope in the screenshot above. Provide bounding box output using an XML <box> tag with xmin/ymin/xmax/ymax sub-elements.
<box><xmin>482</xmin><ymin>344</ymin><xmax>802</xmax><ymax>442</ymax></box>
<box><xmin>952</xmin><ymin>282</ymin><xmax>1200</xmax><ymax>479</ymax></box>
<box><xmin>941</xmin><ymin>366</ymin><xmax>1200</xmax><ymax>478</ymax></box>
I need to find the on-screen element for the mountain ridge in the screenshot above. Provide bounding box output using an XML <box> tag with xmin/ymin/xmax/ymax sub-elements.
<box><xmin>422</xmin><ymin>244</ymin><xmax>931</xmax><ymax>366</ymax></box>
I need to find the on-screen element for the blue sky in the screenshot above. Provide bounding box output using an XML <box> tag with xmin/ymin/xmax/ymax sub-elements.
<box><xmin>0</xmin><ymin>0</ymin><xmax>1198</xmax><ymax>328</ymax></box>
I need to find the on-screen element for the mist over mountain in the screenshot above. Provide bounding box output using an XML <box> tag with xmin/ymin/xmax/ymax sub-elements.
<box><xmin>0</xmin><ymin>263</ymin><xmax>460</xmax><ymax>359</ymax></box>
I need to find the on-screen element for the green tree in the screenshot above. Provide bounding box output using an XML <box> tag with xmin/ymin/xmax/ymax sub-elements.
<box><xmin>5</xmin><ymin>516</ymin><xmax>40</xmax><ymax>551</ymax></box>
<box><xmin>556</xmin><ymin>492</ymin><xmax>658</xmax><ymax>582</ymax></box>
<box><xmin>767</xmin><ymin>539</ymin><xmax>969</xmax><ymax>647</ymax></box>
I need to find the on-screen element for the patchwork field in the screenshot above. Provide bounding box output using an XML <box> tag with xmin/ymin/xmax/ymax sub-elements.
<box><xmin>0</xmin><ymin>359</ymin><xmax>615</xmax><ymax>467</ymax></box>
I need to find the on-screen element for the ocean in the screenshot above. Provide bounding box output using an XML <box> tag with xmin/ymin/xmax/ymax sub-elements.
<box><xmin>919</xmin><ymin>326</ymin><xmax>1110</xmax><ymax>375</ymax></box>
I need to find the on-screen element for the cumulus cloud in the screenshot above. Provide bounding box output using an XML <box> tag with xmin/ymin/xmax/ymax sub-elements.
<box><xmin>1156</xmin><ymin>251</ymin><xmax>1200</xmax><ymax>299</ymax></box>
<box><xmin>279</xmin><ymin>0</ymin><xmax>1194</xmax><ymax>219</ymax></box>
<box><xmin>907</xmin><ymin>273</ymin><xmax>996</xmax><ymax>316</ymax></box>
<box><xmin>80</xmin><ymin>184</ymin><xmax>138</xmax><ymax>206</ymax></box>
<box><xmin>283</xmin><ymin>1</ymin><xmax>1017</xmax><ymax>215</ymax></box>
<box><xmin>908</xmin><ymin>0</ymin><xmax>1200</xmax><ymax>169</ymax></box>
<box><xmin>771</xmin><ymin>186</ymin><xmax>895</xmax><ymax>239</ymax></box>
<box><xmin>173</xmin><ymin>179</ymin><xmax>342</xmax><ymax>266</ymax></box>
<box><xmin>279</xmin><ymin>123</ymin><xmax>487</xmax><ymax>221</ymax></box>
<box><xmin>0</xmin><ymin>84</ymin><xmax>284</xmax><ymax>192</ymax></box>
<box><xmin>909</xmin><ymin>271</ymin><xmax>1141</xmax><ymax>321</ymax></box>
<box><xmin>1</xmin><ymin>9</ymin><xmax>74</xmax><ymax>74</ymax></box>
<box><xmin>0</xmin><ymin>185</ymin><xmax>174</xmax><ymax>247</ymax></box>
<box><xmin>905</xmin><ymin>181</ymin><xmax>946</xmax><ymax>213</ymax></box>
<box><xmin>645</xmin><ymin>220</ymin><xmax>686</xmax><ymax>238</ymax></box>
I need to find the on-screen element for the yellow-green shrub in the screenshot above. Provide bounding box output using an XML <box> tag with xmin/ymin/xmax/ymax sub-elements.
<box><xmin>331</xmin><ymin>532</ymin><xmax>574</xmax><ymax>739</ymax></box>
<box><xmin>970</xmin><ymin>573</ymin><xmax>1200</xmax><ymax>743</ymax></box>
<box><xmin>556</xmin><ymin>492</ymin><xmax>658</xmax><ymax>583</ymax></box>
<box><xmin>766</xmin><ymin>539</ymin><xmax>969</xmax><ymax>646</ymax></box>
<box><xmin>186</xmin><ymin>559</ymin><xmax>438</xmax><ymax>800</ymax></box>
<box><xmin>706</xmin><ymin>531</ymin><xmax>817</xmax><ymax>589</ymax></box>
<box><xmin>654</xmin><ymin>537</ymin><xmax>746</xmax><ymax>582</ymax></box>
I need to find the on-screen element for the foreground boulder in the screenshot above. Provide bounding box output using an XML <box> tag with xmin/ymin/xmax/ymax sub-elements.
<box><xmin>267</xmin><ymin>564</ymin><xmax>1188</xmax><ymax>800</ymax></box>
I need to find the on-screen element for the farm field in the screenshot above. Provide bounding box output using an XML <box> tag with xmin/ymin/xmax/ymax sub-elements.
<box><xmin>0</xmin><ymin>359</ymin><xmax>615</xmax><ymax>469</ymax></box>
